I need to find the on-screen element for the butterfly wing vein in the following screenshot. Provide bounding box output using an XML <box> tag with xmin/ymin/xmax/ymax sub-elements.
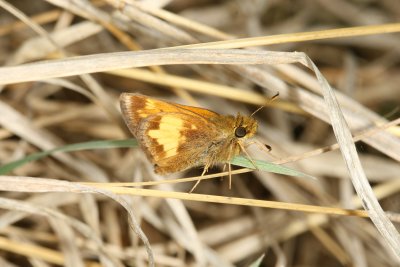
<box><xmin>120</xmin><ymin>93</ymin><xmax>225</xmax><ymax>174</ymax></box>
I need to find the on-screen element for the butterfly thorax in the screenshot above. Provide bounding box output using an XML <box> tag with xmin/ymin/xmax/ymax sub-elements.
<box><xmin>204</xmin><ymin>113</ymin><xmax>258</xmax><ymax>165</ymax></box>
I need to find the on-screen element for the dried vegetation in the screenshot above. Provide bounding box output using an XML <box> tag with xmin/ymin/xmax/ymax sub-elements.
<box><xmin>0</xmin><ymin>0</ymin><xmax>400</xmax><ymax>266</ymax></box>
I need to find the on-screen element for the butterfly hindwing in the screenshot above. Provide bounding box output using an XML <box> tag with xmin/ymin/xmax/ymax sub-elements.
<box><xmin>136</xmin><ymin>112</ymin><xmax>219</xmax><ymax>174</ymax></box>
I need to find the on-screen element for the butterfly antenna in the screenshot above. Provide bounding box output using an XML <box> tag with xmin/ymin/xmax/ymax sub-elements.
<box><xmin>270</xmin><ymin>92</ymin><xmax>280</xmax><ymax>102</ymax></box>
<box><xmin>250</xmin><ymin>92</ymin><xmax>279</xmax><ymax>117</ymax></box>
<box><xmin>250</xmin><ymin>106</ymin><xmax>265</xmax><ymax>117</ymax></box>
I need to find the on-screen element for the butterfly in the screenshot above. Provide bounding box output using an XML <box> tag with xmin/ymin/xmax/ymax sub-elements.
<box><xmin>120</xmin><ymin>93</ymin><xmax>262</xmax><ymax>191</ymax></box>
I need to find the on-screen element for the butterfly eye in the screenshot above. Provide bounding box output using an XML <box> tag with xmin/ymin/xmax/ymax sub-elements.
<box><xmin>235</xmin><ymin>126</ymin><xmax>247</xmax><ymax>138</ymax></box>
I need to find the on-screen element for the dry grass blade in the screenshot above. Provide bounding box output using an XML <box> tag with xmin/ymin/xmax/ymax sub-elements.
<box><xmin>108</xmin><ymin>68</ymin><xmax>303</xmax><ymax>113</ymax></box>
<box><xmin>0</xmin><ymin>49</ymin><xmax>305</xmax><ymax>85</ymax></box>
<box><xmin>0</xmin><ymin>101</ymin><xmax>108</xmax><ymax>182</ymax></box>
<box><xmin>0</xmin><ymin>9</ymin><xmax>62</xmax><ymax>37</ymax></box>
<box><xmin>1</xmin><ymin>175</ymin><xmax>399</xmax><ymax>266</ymax></box>
<box><xmin>84</xmin><ymin>184</ymin><xmax>370</xmax><ymax>218</ymax></box>
<box><xmin>127</xmin><ymin>1</ymin><xmax>233</xmax><ymax>40</ymax></box>
<box><xmin>1</xmin><ymin>1</ymin><xmax>399</xmax><ymax>266</ymax></box>
<box><xmin>0</xmin><ymin>236</ymin><xmax>101</xmax><ymax>267</ymax></box>
<box><xmin>0</xmin><ymin>176</ymin><xmax>368</xmax><ymax>218</ymax></box>
<box><xmin>174</xmin><ymin>23</ymin><xmax>400</xmax><ymax>49</ymax></box>
<box><xmin>301</xmin><ymin>58</ymin><xmax>400</xmax><ymax>258</ymax></box>
<box><xmin>274</xmin><ymin>115</ymin><xmax>400</xmax><ymax>165</ymax></box>
<box><xmin>0</xmin><ymin>176</ymin><xmax>155</xmax><ymax>267</ymax></box>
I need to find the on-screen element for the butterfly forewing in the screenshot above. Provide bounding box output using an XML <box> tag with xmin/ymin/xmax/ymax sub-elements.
<box><xmin>120</xmin><ymin>93</ymin><xmax>223</xmax><ymax>174</ymax></box>
<box><xmin>120</xmin><ymin>93</ymin><xmax>218</xmax><ymax>136</ymax></box>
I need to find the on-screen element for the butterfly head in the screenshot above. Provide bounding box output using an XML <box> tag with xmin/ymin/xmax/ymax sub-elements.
<box><xmin>233</xmin><ymin>114</ymin><xmax>258</xmax><ymax>140</ymax></box>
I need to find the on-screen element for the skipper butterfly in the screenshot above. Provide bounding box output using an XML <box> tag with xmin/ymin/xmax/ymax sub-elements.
<box><xmin>120</xmin><ymin>93</ymin><xmax>260</xmax><ymax>190</ymax></box>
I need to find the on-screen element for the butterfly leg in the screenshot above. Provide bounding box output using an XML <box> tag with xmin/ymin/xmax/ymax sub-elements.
<box><xmin>238</xmin><ymin>141</ymin><xmax>258</xmax><ymax>170</ymax></box>
<box><xmin>189</xmin><ymin>165</ymin><xmax>209</xmax><ymax>193</ymax></box>
<box><xmin>244</xmin><ymin>140</ymin><xmax>272</xmax><ymax>153</ymax></box>
<box><xmin>245</xmin><ymin>139</ymin><xmax>281</xmax><ymax>160</ymax></box>
<box><xmin>226</xmin><ymin>144</ymin><xmax>234</xmax><ymax>189</ymax></box>
<box><xmin>221</xmin><ymin>162</ymin><xmax>232</xmax><ymax>189</ymax></box>
<box><xmin>228</xmin><ymin>161</ymin><xmax>232</xmax><ymax>189</ymax></box>
<box><xmin>222</xmin><ymin>163</ymin><xmax>227</xmax><ymax>173</ymax></box>
<box><xmin>245</xmin><ymin>140</ymin><xmax>272</xmax><ymax>152</ymax></box>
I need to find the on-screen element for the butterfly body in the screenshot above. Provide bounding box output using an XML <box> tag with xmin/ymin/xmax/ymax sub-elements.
<box><xmin>120</xmin><ymin>93</ymin><xmax>257</xmax><ymax>175</ymax></box>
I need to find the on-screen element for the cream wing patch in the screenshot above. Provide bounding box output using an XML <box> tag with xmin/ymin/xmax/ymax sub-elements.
<box><xmin>138</xmin><ymin>99</ymin><xmax>157</xmax><ymax>118</ymax></box>
<box><xmin>148</xmin><ymin>116</ymin><xmax>186</xmax><ymax>158</ymax></box>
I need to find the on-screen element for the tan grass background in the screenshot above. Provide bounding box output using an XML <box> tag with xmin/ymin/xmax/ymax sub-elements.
<box><xmin>0</xmin><ymin>1</ymin><xmax>400</xmax><ymax>266</ymax></box>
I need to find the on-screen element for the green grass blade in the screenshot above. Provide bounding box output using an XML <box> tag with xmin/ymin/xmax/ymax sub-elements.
<box><xmin>0</xmin><ymin>139</ymin><xmax>312</xmax><ymax>181</ymax></box>
<box><xmin>231</xmin><ymin>156</ymin><xmax>315</xmax><ymax>180</ymax></box>
<box><xmin>0</xmin><ymin>139</ymin><xmax>138</xmax><ymax>175</ymax></box>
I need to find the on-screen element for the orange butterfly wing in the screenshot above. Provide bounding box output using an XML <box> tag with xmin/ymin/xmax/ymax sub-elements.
<box><xmin>120</xmin><ymin>93</ymin><xmax>222</xmax><ymax>174</ymax></box>
<box><xmin>120</xmin><ymin>93</ymin><xmax>219</xmax><ymax>136</ymax></box>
